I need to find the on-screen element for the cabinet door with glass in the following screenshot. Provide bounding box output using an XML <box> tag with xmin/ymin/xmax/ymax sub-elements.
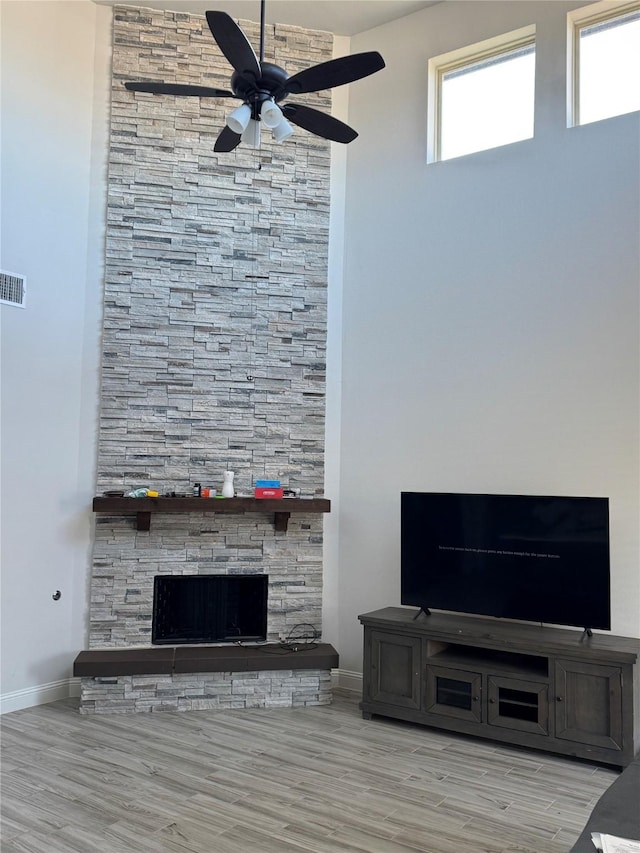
<box><xmin>425</xmin><ymin>664</ymin><xmax>482</xmax><ymax>722</ymax></box>
<box><xmin>487</xmin><ymin>675</ymin><xmax>549</xmax><ymax>735</ymax></box>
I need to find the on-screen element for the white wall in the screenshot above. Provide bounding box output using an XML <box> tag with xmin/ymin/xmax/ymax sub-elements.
<box><xmin>337</xmin><ymin>0</ymin><xmax>640</xmax><ymax>673</ymax></box>
<box><xmin>0</xmin><ymin>0</ymin><xmax>110</xmax><ymax>711</ymax></box>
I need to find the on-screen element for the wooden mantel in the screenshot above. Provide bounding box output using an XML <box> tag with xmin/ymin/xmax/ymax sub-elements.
<box><xmin>92</xmin><ymin>495</ymin><xmax>331</xmax><ymax>532</ymax></box>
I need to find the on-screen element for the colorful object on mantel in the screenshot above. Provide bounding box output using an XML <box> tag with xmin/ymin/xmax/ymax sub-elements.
<box><xmin>255</xmin><ymin>480</ymin><xmax>283</xmax><ymax>499</ymax></box>
<box><xmin>255</xmin><ymin>487</ymin><xmax>284</xmax><ymax>499</ymax></box>
<box><xmin>127</xmin><ymin>488</ymin><xmax>159</xmax><ymax>498</ymax></box>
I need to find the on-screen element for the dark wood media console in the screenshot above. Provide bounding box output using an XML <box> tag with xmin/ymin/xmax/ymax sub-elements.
<box><xmin>359</xmin><ymin>608</ymin><xmax>640</xmax><ymax>767</ymax></box>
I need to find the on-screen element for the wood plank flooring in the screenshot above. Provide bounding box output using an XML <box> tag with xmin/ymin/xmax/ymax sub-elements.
<box><xmin>0</xmin><ymin>689</ymin><xmax>617</xmax><ymax>852</ymax></box>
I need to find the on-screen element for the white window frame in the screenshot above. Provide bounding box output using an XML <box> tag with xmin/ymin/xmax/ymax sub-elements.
<box><xmin>427</xmin><ymin>25</ymin><xmax>536</xmax><ymax>164</ymax></box>
<box><xmin>567</xmin><ymin>0</ymin><xmax>640</xmax><ymax>127</ymax></box>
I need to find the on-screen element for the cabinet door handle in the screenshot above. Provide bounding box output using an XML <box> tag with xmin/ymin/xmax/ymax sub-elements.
<box><xmin>556</xmin><ymin>696</ymin><xmax>564</xmax><ymax>702</ymax></box>
<box><xmin>473</xmin><ymin>696</ymin><xmax>479</xmax><ymax>702</ymax></box>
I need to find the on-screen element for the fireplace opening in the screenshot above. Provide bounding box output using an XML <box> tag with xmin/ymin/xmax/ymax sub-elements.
<box><xmin>152</xmin><ymin>574</ymin><xmax>268</xmax><ymax>645</ymax></box>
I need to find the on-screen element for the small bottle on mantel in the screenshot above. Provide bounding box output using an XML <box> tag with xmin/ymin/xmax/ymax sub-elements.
<box><xmin>221</xmin><ymin>471</ymin><xmax>235</xmax><ymax>498</ymax></box>
<box><xmin>193</xmin><ymin>483</ymin><xmax>201</xmax><ymax>497</ymax></box>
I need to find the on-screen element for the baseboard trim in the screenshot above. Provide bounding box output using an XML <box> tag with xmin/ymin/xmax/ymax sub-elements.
<box><xmin>333</xmin><ymin>668</ymin><xmax>362</xmax><ymax>693</ymax></box>
<box><xmin>0</xmin><ymin>677</ymin><xmax>81</xmax><ymax>715</ymax></box>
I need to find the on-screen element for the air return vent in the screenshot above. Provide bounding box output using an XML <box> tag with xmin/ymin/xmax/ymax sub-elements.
<box><xmin>1</xmin><ymin>271</ymin><xmax>26</xmax><ymax>308</ymax></box>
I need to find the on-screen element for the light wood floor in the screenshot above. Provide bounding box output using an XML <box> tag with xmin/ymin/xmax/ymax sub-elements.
<box><xmin>1</xmin><ymin>689</ymin><xmax>617</xmax><ymax>853</ymax></box>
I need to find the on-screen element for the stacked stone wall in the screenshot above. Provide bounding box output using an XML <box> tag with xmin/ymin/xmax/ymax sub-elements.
<box><xmin>80</xmin><ymin>670</ymin><xmax>332</xmax><ymax>714</ymax></box>
<box><xmin>86</xmin><ymin>7</ymin><xmax>332</xmax><ymax>710</ymax></box>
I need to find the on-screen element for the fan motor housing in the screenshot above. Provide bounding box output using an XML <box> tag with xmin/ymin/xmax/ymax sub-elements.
<box><xmin>231</xmin><ymin>62</ymin><xmax>289</xmax><ymax>105</ymax></box>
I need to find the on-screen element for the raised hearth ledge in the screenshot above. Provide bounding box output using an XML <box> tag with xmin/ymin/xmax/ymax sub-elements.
<box><xmin>74</xmin><ymin>643</ymin><xmax>338</xmax><ymax>677</ymax></box>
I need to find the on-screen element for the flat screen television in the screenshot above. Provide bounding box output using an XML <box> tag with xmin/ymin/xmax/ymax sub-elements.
<box><xmin>401</xmin><ymin>492</ymin><xmax>610</xmax><ymax>630</ymax></box>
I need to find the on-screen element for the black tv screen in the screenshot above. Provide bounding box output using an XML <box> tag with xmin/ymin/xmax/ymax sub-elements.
<box><xmin>401</xmin><ymin>492</ymin><xmax>610</xmax><ymax>630</ymax></box>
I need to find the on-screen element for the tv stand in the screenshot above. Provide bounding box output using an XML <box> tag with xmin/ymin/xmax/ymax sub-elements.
<box><xmin>412</xmin><ymin>607</ymin><xmax>431</xmax><ymax>620</ymax></box>
<box><xmin>359</xmin><ymin>608</ymin><xmax>640</xmax><ymax>767</ymax></box>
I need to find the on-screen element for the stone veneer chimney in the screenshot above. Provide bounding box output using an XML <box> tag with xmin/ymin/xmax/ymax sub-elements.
<box><xmin>82</xmin><ymin>7</ymin><xmax>333</xmax><ymax>713</ymax></box>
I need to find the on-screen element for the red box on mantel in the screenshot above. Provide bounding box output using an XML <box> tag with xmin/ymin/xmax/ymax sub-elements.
<box><xmin>254</xmin><ymin>487</ymin><xmax>284</xmax><ymax>499</ymax></box>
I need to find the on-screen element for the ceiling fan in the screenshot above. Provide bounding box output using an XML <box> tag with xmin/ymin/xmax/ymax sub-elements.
<box><xmin>124</xmin><ymin>1</ymin><xmax>385</xmax><ymax>152</ymax></box>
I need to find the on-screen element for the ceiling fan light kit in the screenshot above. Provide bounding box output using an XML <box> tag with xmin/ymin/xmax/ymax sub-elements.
<box><xmin>259</xmin><ymin>98</ymin><xmax>284</xmax><ymax>130</ymax></box>
<box><xmin>241</xmin><ymin>119</ymin><xmax>261</xmax><ymax>148</ymax></box>
<box><xmin>272</xmin><ymin>117</ymin><xmax>294</xmax><ymax>144</ymax></box>
<box><xmin>227</xmin><ymin>102</ymin><xmax>252</xmax><ymax>134</ymax></box>
<box><xmin>124</xmin><ymin>1</ymin><xmax>385</xmax><ymax>153</ymax></box>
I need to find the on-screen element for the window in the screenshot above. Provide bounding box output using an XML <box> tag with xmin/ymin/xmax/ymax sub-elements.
<box><xmin>428</xmin><ymin>27</ymin><xmax>536</xmax><ymax>162</ymax></box>
<box><xmin>569</xmin><ymin>1</ymin><xmax>640</xmax><ymax>126</ymax></box>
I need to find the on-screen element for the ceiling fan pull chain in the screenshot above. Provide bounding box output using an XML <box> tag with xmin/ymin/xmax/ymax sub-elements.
<box><xmin>246</xmin><ymin>150</ymin><xmax>261</xmax><ymax>383</ymax></box>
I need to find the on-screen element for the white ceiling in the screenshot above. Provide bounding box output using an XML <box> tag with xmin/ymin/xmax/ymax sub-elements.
<box><xmin>94</xmin><ymin>0</ymin><xmax>440</xmax><ymax>37</ymax></box>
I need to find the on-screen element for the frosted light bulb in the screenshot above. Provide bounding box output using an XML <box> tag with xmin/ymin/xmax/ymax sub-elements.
<box><xmin>226</xmin><ymin>103</ymin><xmax>251</xmax><ymax>134</ymax></box>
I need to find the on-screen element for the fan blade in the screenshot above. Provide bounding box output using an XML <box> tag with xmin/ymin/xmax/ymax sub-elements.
<box><xmin>282</xmin><ymin>104</ymin><xmax>358</xmax><ymax>144</ymax></box>
<box><xmin>284</xmin><ymin>52</ymin><xmax>385</xmax><ymax>96</ymax></box>
<box><xmin>125</xmin><ymin>81</ymin><xmax>235</xmax><ymax>98</ymax></box>
<box><xmin>206</xmin><ymin>11</ymin><xmax>260</xmax><ymax>82</ymax></box>
<box><xmin>214</xmin><ymin>125</ymin><xmax>242</xmax><ymax>152</ymax></box>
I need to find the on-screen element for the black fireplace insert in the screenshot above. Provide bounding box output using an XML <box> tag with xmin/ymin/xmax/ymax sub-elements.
<box><xmin>152</xmin><ymin>574</ymin><xmax>268</xmax><ymax>644</ymax></box>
